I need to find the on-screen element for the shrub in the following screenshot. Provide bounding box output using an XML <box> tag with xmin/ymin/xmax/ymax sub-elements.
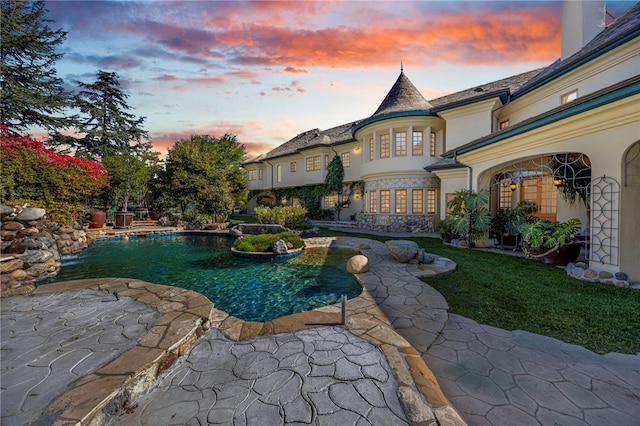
<box><xmin>253</xmin><ymin>205</ymin><xmax>307</xmax><ymax>228</ymax></box>
<box><xmin>233</xmin><ymin>232</ymin><xmax>305</xmax><ymax>252</ymax></box>
<box><xmin>0</xmin><ymin>126</ymin><xmax>109</xmax><ymax>223</ymax></box>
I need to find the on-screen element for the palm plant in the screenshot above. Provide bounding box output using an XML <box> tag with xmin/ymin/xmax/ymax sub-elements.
<box><xmin>447</xmin><ymin>189</ymin><xmax>491</xmax><ymax>246</ymax></box>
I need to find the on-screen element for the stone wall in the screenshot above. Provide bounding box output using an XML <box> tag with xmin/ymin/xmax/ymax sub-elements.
<box><xmin>0</xmin><ymin>205</ymin><xmax>88</xmax><ymax>297</ymax></box>
<box><xmin>356</xmin><ymin>213</ymin><xmax>434</xmax><ymax>233</ymax></box>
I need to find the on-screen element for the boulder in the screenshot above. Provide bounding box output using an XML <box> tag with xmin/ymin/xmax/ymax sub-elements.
<box><xmin>272</xmin><ymin>239</ymin><xmax>288</xmax><ymax>255</ymax></box>
<box><xmin>1</xmin><ymin>205</ymin><xmax>15</xmax><ymax>217</ymax></box>
<box><xmin>229</xmin><ymin>226</ymin><xmax>243</xmax><ymax>236</ymax></box>
<box><xmin>15</xmin><ymin>207</ymin><xmax>46</xmax><ymax>223</ymax></box>
<box><xmin>347</xmin><ymin>255</ymin><xmax>369</xmax><ymax>273</ymax></box>
<box><xmin>415</xmin><ymin>249</ymin><xmax>436</xmax><ymax>264</ymax></box>
<box><xmin>615</xmin><ymin>271</ymin><xmax>629</xmax><ymax>281</ymax></box>
<box><xmin>385</xmin><ymin>240</ymin><xmax>420</xmax><ymax>263</ymax></box>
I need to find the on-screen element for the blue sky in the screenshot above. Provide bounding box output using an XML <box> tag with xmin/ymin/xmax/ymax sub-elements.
<box><xmin>42</xmin><ymin>0</ymin><xmax>636</xmax><ymax>159</ymax></box>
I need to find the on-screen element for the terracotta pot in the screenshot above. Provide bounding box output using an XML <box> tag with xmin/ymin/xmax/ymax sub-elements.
<box><xmin>88</xmin><ymin>210</ymin><xmax>106</xmax><ymax>229</ymax></box>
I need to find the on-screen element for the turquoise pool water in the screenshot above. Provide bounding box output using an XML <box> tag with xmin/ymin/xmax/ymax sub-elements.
<box><xmin>48</xmin><ymin>234</ymin><xmax>362</xmax><ymax>322</ymax></box>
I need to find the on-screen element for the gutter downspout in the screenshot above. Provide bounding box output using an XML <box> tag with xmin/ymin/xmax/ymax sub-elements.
<box><xmin>454</xmin><ymin>150</ymin><xmax>473</xmax><ymax>191</ymax></box>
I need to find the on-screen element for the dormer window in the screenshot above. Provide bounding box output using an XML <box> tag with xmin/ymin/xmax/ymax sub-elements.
<box><xmin>561</xmin><ymin>90</ymin><xmax>578</xmax><ymax>105</ymax></box>
<box><xmin>499</xmin><ymin>120</ymin><xmax>510</xmax><ymax>129</ymax></box>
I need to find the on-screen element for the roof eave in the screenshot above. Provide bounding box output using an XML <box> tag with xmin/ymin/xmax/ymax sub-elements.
<box><xmin>442</xmin><ymin>75</ymin><xmax>640</xmax><ymax>158</ymax></box>
<box><xmin>352</xmin><ymin>110</ymin><xmax>437</xmax><ymax>138</ymax></box>
<box><xmin>430</xmin><ymin>90</ymin><xmax>510</xmax><ymax>113</ymax></box>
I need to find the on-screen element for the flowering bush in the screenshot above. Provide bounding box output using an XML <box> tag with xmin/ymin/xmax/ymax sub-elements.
<box><xmin>1</xmin><ymin>125</ymin><xmax>109</xmax><ymax>223</ymax></box>
<box><xmin>254</xmin><ymin>205</ymin><xmax>307</xmax><ymax>228</ymax></box>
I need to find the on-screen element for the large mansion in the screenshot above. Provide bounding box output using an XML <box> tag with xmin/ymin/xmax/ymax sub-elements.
<box><xmin>243</xmin><ymin>1</ymin><xmax>640</xmax><ymax>281</ymax></box>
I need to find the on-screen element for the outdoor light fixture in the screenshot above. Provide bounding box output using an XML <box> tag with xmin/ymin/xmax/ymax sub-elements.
<box><xmin>553</xmin><ymin>178</ymin><xmax>564</xmax><ymax>187</ymax></box>
<box><xmin>509</xmin><ymin>182</ymin><xmax>517</xmax><ymax>191</ymax></box>
<box><xmin>354</xmin><ymin>146</ymin><xmax>361</xmax><ymax>152</ymax></box>
<box><xmin>354</xmin><ymin>193</ymin><xmax>361</xmax><ymax>200</ymax></box>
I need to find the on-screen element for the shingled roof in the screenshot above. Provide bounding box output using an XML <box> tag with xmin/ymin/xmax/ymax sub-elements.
<box><xmin>428</xmin><ymin>68</ymin><xmax>543</xmax><ymax>111</ymax></box>
<box><xmin>514</xmin><ymin>2</ymin><xmax>640</xmax><ymax>98</ymax></box>
<box><xmin>371</xmin><ymin>71</ymin><xmax>433</xmax><ymax>117</ymax></box>
<box><xmin>246</xmin><ymin>120</ymin><xmax>360</xmax><ymax>163</ymax></box>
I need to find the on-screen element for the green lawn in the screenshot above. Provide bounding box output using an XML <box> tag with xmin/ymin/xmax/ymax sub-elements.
<box><xmin>317</xmin><ymin>228</ymin><xmax>640</xmax><ymax>354</ymax></box>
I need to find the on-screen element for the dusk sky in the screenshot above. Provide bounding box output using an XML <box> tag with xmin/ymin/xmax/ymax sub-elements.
<box><xmin>43</xmin><ymin>0</ymin><xmax>635</xmax><ymax>160</ymax></box>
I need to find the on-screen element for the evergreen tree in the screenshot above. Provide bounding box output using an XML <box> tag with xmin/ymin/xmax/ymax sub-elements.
<box><xmin>324</xmin><ymin>154</ymin><xmax>345</xmax><ymax>220</ymax></box>
<box><xmin>1</xmin><ymin>0</ymin><xmax>74</xmax><ymax>132</ymax></box>
<box><xmin>62</xmin><ymin>70</ymin><xmax>150</xmax><ymax>159</ymax></box>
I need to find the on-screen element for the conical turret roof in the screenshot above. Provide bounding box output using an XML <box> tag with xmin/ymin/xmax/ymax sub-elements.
<box><xmin>371</xmin><ymin>71</ymin><xmax>432</xmax><ymax>117</ymax></box>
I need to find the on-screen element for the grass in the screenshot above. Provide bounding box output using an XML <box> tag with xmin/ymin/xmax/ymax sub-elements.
<box><xmin>316</xmin><ymin>228</ymin><xmax>640</xmax><ymax>354</ymax></box>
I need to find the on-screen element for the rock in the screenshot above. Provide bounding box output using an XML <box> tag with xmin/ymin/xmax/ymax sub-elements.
<box><xmin>415</xmin><ymin>249</ymin><xmax>436</xmax><ymax>264</ymax></box>
<box><xmin>574</xmin><ymin>262</ymin><xmax>589</xmax><ymax>269</ymax></box>
<box><xmin>229</xmin><ymin>226</ymin><xmax>243</xmax><ymax>236</ymax></box>
<box><xmin>1</xmin><ymin>259</ymin><xmax>24</xmax><ymax>274</ymax></box>
<box><xmin>286</xmin><ymin>241</ymin><xmax>293</xmax><ymax>250</ymax></box>
<box><xmin>598</xmin><ymin>271</ymin><xmax>613</xmax><ymax>279</ymax></box>
<box><xmin>2</xmin><ymin>221</ymin><xmax>23</xmax><ymax>231</ymax></box>
<box><xmin>15</xmin><ymin>207</ymin><xmax>46</xmax><ymax>222</ymax></box>
<box><xmin>385</xmin><ymin>240</ymin><xmax>420</xmax><ymax>263</ymax></box>
<box><xmin>346</xmin><ymin>255</ymin><xmax>369</xmax><ymax>273</ymax></box>
<box><xmin>272</xmin><ymin>239</ymin><xmax>288</xmax><ymax>255</ymax></box>
<box><xmin>5</xmin><ymin>239</ymin><xmax>27</xmax><ymax>254</ymax></box>
<box><xmin>584</xmin><ymin>269</ymin><xmax>598</xmax><ymax>279</ymax></box>
<box><xmin>300</xmin><ymin>227</ymin><xmax>320</xmax><ymax>237</ymax></box>
<box><xmin>0</xmin><ymin>205</ymin><xmax>15</xmax><ymax>217</ymax></box>
<box><xmin>615</xmin><ymin>272</ymin><xmax>628</xmax><ymax>281</ymax></box>
<box><xmin>11</xmin><ymin>269</ymin><xmax>27</xmax><ymax>280</ymax></box>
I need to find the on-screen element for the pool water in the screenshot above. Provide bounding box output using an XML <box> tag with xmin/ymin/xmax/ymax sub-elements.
<box><xmin>48</xmin><ymin>234</ymin><xmax>362</xmax><ymax>322</ymax></box>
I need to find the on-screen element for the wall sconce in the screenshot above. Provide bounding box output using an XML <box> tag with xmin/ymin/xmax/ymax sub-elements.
<box><xmin>509</xmin><ymin>182</ymin><xmax>517</xmax><ymax>191</ymax></box>
<box><xmin>281</xmin><ymin>197</ymin><xmax>287</xmax><ymax>204</ymax></box>
<box><xmin>354</xmin><ymin>193</ymin><xmax>361</xmax><ymax>200</ymax></box>
<box><xmin>553</xmin><ymin>178</ymin><xmax>564</xmax><ymax>187</ymax></box>
<box><xmin>354</xmin><ymin>146</ymin><xmax>361</xmax><ymax>152</ymax></box>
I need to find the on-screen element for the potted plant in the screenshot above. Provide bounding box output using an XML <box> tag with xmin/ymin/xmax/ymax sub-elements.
<box><xmin>519</xmin><ymin>218</ymin><xmax>582</xmax><ymax>265</ymax></box>
<box><xmin>447</xmin><ymin>189</ymin><xmax>491</xmax><ymax>247</ymax></box>
<box><xmin>490</xmin><ymin>200</ymin><xmax>538</xmax><ymax>248</ymax></box>
<box><xmin>435</xmin><ymin>216</ymin><xmax>457</xmax><ymax>243</ymax></box>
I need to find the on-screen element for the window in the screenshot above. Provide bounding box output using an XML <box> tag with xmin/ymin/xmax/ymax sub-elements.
<box><xmin>445</xmin><ymin>193</ymin><xmax>455</xmax><ymax>215</ymax></box>
<box><xmin>561</xmin><ymin>90</ymin><xmax>578</xmax><ymax>105</ymax></box>
<box><xmin>430</xmin><ymin>132</ymin><xmax>436</xmax><ymax>157</ymax></box>
<box><xmin>380</xmin><ymin>134</ymin><xmax>390</xmax><ymax>158</ymax></box>
<box><xmin>369</xmin><ymin>138</ymin><xmax>374</xmax><ymax>161</ymax></box>
<box><xmin>380</xmin><ymin>190</ymin><xmax>390</xmax><ymax>213</ymax></box>
<box><xmin>276</xmin><ymin>165</ymin><xmax>282</xmax><ymax>182</ymax></box>
<box><xmin>499</xmin><ymin>178</ymin><xmax>513</xmax><ymax>210</ymax></box>
<box><xmin>369</xmin><ymin>191</ymin><xmax>377</xmax><ymax>213</ymax></box>
<box><xmin>427</xmin><ymin>189</ymin><xmax>436</xmax><ymax>214</ymax></box>
<box><xmin>247</xmin><ymin>169</ymin><xmax>257</xmax><ymax>181</ymax></box>
<box><xmin>395</xmin><ymin>189</ymin><xmax>407</xmax><ymax>213</ymax></box>
<box><xmin>258</xmin><ymin>169</ymin><xmax>263</xmax><ymax>180</ymax></box>
<box><xmin>412</xmin><ymin>131</ymin><xmax>423</xmax><ymax>156</ymax></box>
<box><xmin>521</xmin><ymin>175</ymin><xmax>557</xmax><ymax>221</ymax></box>
<box><xmin>290</xmin><ymin>162</ymin><xmax>296</xmax><ymax>173</ymax></box>
<box><xmin>499</xmin><ymin>120</ymin><xmax>510</xmax><ymax>129</ymax></box>
<box><xmin>323</xmin><ymin>194</ymin><xmax>338</xmax><ymax>209</ymax></box>
<box><xmin>325</xmin><ymin>155</ymin><xmax>330</xmax><ymax>169</ymax></box>
<box><xmin>412</xmin><ymin>189</ymin><xmax>423</xmax><ymax>214</ymax></box>
<box><xmin>306</xmin><ymin>155</ymin><xmax>321</xmax><ymax>171</ymax></box>
<box><xmin>341</xmin><ymin>152</ymin><xmax>350</xmax><ymax>167</ymax></box>
<box><xmin>395</xmin><ymin>132</ymin><xmax>407</xmax><ymax>156</ymax></box>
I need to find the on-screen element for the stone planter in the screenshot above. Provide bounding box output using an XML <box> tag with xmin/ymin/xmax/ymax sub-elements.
<box><xmin>113</xmin><ymin>211</ymin><xmax>134</xmax><ymax>229</ymax></box>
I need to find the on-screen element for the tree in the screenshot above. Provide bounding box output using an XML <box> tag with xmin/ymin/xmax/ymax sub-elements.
<box><xmin>99</xmin><ymin>151</ymin><xmax>160</xmax><ymax>212</ymax></box>
<box><xmin>1</xmin><ymin>0</ymin><xmax>74</xmax><ymax>133</ymax></box>
<box><xmin>50</xmin><ymin>70</ymin><xmax>150</xmax><ymax>159</ymax></box>
<box><xmin>324</xmin><ymin>154</ymin><xmax>345</xmax><ymax>220</ymax></box>
<box><xmin>155</xmin><ymin>135</ymin><xmax>247</xmax><ymax>221</ymax></box>
<box><xmin>0</xmin><ymin>126</ymin><xmax>109</xmax><ymax>223</ymax></box>
<box><xmin>447</xmin><ymin>189</ymin><xmax>491</xmax><ymax>246</ymax></box>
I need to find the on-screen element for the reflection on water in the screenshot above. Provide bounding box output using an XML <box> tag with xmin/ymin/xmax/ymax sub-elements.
<box><xmin>47</xmin><ymin>234</ymin><xmax>361</xmax><ymax>322</ymax></box>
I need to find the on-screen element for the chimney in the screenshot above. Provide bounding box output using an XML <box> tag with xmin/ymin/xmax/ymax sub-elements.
<box><xmin>561</xmin><ymin>0</ymin><xmax>606</xmax><ymax>60</ymax></box>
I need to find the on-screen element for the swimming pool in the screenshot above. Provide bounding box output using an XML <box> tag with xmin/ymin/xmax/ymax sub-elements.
<box><xmin>48</xmin><ymin>234</ymin><xmax>362</xmax><ymax>322</ymax></box>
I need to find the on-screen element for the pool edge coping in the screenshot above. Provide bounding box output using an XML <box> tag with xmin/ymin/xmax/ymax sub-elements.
<box><xmin>30</xmin><ymin>235</ymin><xmax>465</xmax><ymax>426</ymax></box>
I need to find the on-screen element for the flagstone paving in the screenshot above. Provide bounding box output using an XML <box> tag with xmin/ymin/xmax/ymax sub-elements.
<box><xmin>2</xmin><ymin>233</ymin><xmax>638</xmax><ymax>425</ymax></box>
